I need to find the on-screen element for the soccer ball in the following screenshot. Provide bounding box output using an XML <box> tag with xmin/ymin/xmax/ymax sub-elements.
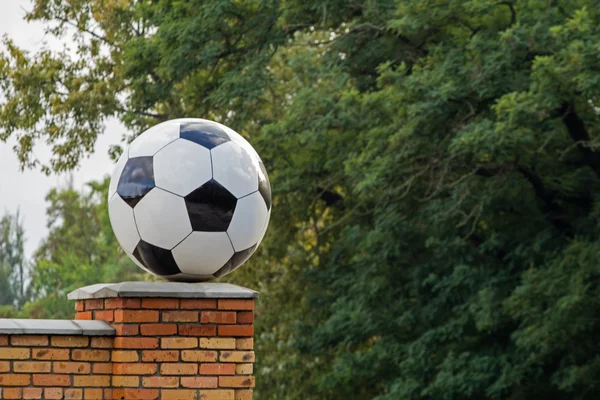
<box><xmin>107</xmin><ymin>118</ymin><xmax>271</xmax><ymax>282</ymax></box>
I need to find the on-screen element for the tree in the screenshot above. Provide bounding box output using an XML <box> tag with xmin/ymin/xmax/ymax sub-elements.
<box><xmin>26</xmin><ymin>178</ymin><xmax>144</xmax><ymax>319</ymax></box>
<box><xmin>0</xmin><ymin>211</ymin><xmax>28</xmax><ymax>308</ymax></box>
<box><xmin>4</xmin><ymin>1</ymin><xmax>600</xmax><ymax>399</ymax></box>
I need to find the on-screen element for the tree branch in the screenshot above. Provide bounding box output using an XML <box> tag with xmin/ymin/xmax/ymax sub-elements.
<box><xmin>517</xmin><ymin>166</ymin><xmax>573</xmax><ymax>237</ymax></box>
<box><xmin>559</xmin><ymin>102</ymin><xmax>600</xmax><ymax>179</ymax></box>
<box><xmin>497</xmin><ymin>2</ymin><xmax>516</xmax><ymax>26</ymax></box>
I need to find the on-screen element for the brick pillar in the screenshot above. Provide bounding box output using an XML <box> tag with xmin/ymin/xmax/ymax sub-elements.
<box><xmin>69</xmin><ymin>282</ymin><xmax>257</xmax><ymax>400</ymax></box>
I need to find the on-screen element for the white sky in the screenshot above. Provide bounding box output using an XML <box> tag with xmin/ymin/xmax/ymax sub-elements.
<box><xmin>0</xmin><ymin>0</ymin><xmax>125</xmax><ymax>257</ymax></box>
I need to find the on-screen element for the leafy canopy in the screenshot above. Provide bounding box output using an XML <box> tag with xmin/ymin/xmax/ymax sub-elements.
<box><xmin>3</xmin><ymin>0</ymin><xmax>600</xmax><ymax>399</ymax></box>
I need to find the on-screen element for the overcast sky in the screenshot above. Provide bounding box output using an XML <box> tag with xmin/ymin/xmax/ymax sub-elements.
<box><xmin>0</xmin><ymin>0</ymin><xmax>125</xmax><ymax>257</ymax></box>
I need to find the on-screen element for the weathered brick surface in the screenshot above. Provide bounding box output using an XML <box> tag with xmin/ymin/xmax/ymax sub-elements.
<box><xmin>235</xmin><ymin>389</ymin><xmax>253</xmax><ymax>400</ymax></box>
<box><xmin>180</xmin><ymin>299</ymin><xmax>216</xmax><ymax>309</ymax></box>
<box><xmin>200</xmin><ymin>363</ymin><xmax>236</xmax><ymax>375</ymax></box>
<box><xmin>51</xmin><ymin>336</ymin><xmax>89</xmax><ymax>348</ymax></box>
<box><xmin>162</xmin><ymin>311</ymin><xmax>198</xmax><ymax>322</ymax></box>
<box><xmin>0</xmin><ymin>296</ymin><xmax>255</xmax><ymax>397</ymax></box>
<box><xmin>235</xmin><ymin>338</ymin><xmax>254</xmax><ymax>350</ymax></box>
<box><xmin>140</xmin><ymin>323</ymin><xmax>178</xmax><ymax>336</ymax></box>
<box><xmin>219</xmin><ymin>351</ymin><xmax>256</xmax><ymax>363</ymax></box>
<box><xmin>11</xmin><ymin>336</ymin><xmax>48</xmax><ymax>347</ymax></box>
<box><xmin>142</xmin><ymin>350</ymin><xmax>179</xmax><ymax>362</ymax></box>
<box><xmin>13</xmin><ymin>361</ymin><xmax>51</xmax><ymax>373</ymax></box>
<box><xmin>218</xmin><ymin>300</ymin><xmax>254</xmax><ymax>311</ymax></box>
<box><xmin>201</xmin><ymin>338</ymin><xmax>236</xmax><ymax>349</ymax></box>
<box><xmin>179</xmin><ymin>325</ymin><xmax>217</xmax><ymax>337</ymax></box>
<box><xmin>114</xmin><ymin>310</ymin><xmax>159</xmax><ymax>323</ymax></box>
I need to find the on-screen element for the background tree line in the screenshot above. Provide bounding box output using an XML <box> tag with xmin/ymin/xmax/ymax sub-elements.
<box><xmin>2</xmin><ymin>0</ymin><xmax>600</xmax><ymax>398</ymax></box>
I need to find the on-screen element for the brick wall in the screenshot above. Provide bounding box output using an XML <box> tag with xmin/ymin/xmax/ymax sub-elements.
<box><xmin>0</xmin><ymin>296</ymin><xmax>255</xmax><ymax>400</ymax></box>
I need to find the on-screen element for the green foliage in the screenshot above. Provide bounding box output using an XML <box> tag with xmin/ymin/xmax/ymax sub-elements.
<box><xmin>26</xmin><ymin>178</ymin><xmax>145</xmax><ymax>318</ymax></box>
<box><xmin>4</xmin><ymin>0</ymin><xmax>600</xmax><ymax>399</ymax></box>
<box><xmin>0</xmin><ymin>211</ymin><xmax>28</xmax><ymax>308</ymax></box>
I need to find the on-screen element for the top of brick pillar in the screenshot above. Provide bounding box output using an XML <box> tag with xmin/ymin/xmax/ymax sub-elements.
<box><xmin>67</xmin><ymin>281</ymin><xmax>259</xmax><ymax>300</ymax></box>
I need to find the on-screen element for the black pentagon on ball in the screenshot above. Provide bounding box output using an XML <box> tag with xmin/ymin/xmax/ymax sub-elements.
<box><xmin>180</xmin><ymin>121</ymin><xmax>230</xmax><ymax>150</ymax></box>
<box><xmin>258</xmin><ymin>161</ymin><xmax>272</xmax><ymax>211</ymax></box>
<box><xmin>184</xmin><ymin>180</ymin><xmax>237</xmax><ymax>231</ymax></box>
<box><xmin>117</xmin><ymin>156</ymin><xmax>155</xmax><ymax>207</ymax></box>
<box><xmin>133</xmin><ymin>240</ymin><xmax>182</xmax><ymax>276</ymax></box>
<box><xmin>213</xmin><ymin>244</ymin><xmax>257</xmax><ymax>278</ymax></box>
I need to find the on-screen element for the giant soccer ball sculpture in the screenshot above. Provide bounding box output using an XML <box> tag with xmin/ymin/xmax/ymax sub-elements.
<box><xmin>108</xmin><ymin>118</ymin><xmax>271</xmax><ymax>282</ymax></box>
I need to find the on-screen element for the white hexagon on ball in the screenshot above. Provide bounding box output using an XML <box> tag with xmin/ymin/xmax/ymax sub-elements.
<box><xmin>108</xmin><ymin>118</ymin><xmax>272</xmax><ymax>282</ymax></box>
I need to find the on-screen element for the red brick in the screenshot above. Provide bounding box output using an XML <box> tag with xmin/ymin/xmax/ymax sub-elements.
<box><xmin>32</xmin><ymin>348</ymin><xmax>68</xmax><ymax>360</ymax></box>
<box><xmin>236</xmin><ymin>339</ymin><xmax>253</xmax><ymax>350</ymax></box>
<box><xmin>181</xmin><ymin>376</ymin><xmax>218</xmax><ymax>388</ymax></box>
<box><xmin>0</xmin><ymin>348</ymin><xmax>31</xmax><ymax>359</ymax></box>
<box><xmin>93</xmin><ymin>363</ymin><xmax>113</xmax><ymax>374</ymax></box>
<box><xmin>105</xmin><ymin>298</ymin><xmax>141</xmax><ymax>309</ymax></box>
<box><xmin>84</xmin><ymin>389</ymin><xmax>103</xmax><ymax>399</ymax></box>
<box><xmin>142</xmin><ymin>350</ymin><xmax>179</xmax><ymax>362</ymax></box>
<box><xmin>3</xmin><ymin>388</ymin><xmax>23</xmax><ymax>399</ymax></box>
<box><xmin>75</xmin><ymin>301</ymin><xmax>85</xmax><ymax>312</ymax></box>
<box><xmin>113</xmin><ymin>363</ymin><xmax>158</xmax><ymax>375</ymax></box>
<box><xmin>181</xmin><ymin>299</ymin><xmax>216</xmax><ymax>309</ymax></box>
<box><xmin>161</xmin><ymin>389</ymin><xmax>198</xmax><ymax>400</ymax></box>
<box><xmin>0</xmin><ymin>373</ymin><xmax>30</xmax><ymax>386</ymax></box>
<box><xmin>11</xmin><ymin>335</ymin><xmax>48</xmax><ymax>346</ymax></box>
<box><xmin>13</xmin><ymin>361</ymin><xmax>50</xmax><ymax>373</ymax></box>
<box><xmin>72</xmin><ymin>349</ymin><xmax>110</xmax><ymax>362</ymax></box>
<box><xmin>73</xmin><ymin>375</ymin><xmax>111</xmax><ymax>387</ymax></box>
<box><xmin>85</xmin><ymin>299</ymin><xmax>104</xmax><ymax>310</ymax></box>
<box><xmin>142</xmin><ymin>298</ymin><xmax>179</xmax><ymax>309</ymax></box>
<box><xmin>44</xmin><ymin>388</ymin><xmax>64</xmax><ymax>400</ymax></box>
<box><xmin>113</xmin><ymin>324</ymin><xmax>140</xmax><ymax>336</ymax></box>
<box><xmin>112</xmin><ymin>351</ymin><xmax>139</xmax><ymax>362</ymax></box>
<box><xmin>235</xmin><ymin>390</ymin><xmax>253</xmax><ymax>400</ymax></box>
<box><xmin>237</xmin><ymin>312</ymin><xmax>254</xmax><ymax>324</ymax></box>
<box><xmin>218</xmin><ymin>300</ymin><xmax>254</xmax><ymax>311</ymax></box>
<box><xmin>114</xmin><ymin>310</ymin><xmax>159</xmax><ymax>323</ymax></box>
<box><xmin>91</xmin><ymin>337</ymin><xmax>114</xmax><ymax>348</ymax></box>
<box><xmin>142</xmin><ymin>376</ymin><xmax>179</xmax><ymax>388</ymax></box>
<box><xmin>198</xmin><ymin>390</ymin><xmax>235</xmax><ymax>400</ymax></box>
<box><xmin>218</xmin><ymin>325</ymin><xmax>254</xmax><ymax>337</ymax></box>
<box><xmin>160</xmin><ymin>363</ymin><xmax>198</xmax><ymax>375</ymax></box>
<box><xmin>51</xmin><ymin>336</ymin><xmax>89</xmax><ymax>347</ymax></box>
<box><xmin>53</xmin><ymin>362</ymin><xmax>90</xmax><ymax>374</ymax></box>
<box><xmin>235</xmin><ymin>364</ymin><xmax>253</xmax><ymax>375</ymax></box>
<box><xmin>33</xmin><ymin>374</ymin><xmax>71</xmax><ymax>386</ymax></box>
<box><xmin>65</xmin><ymin>389</ymin><xmax>83</xmax><ymax>399</ymax></box>
<box><xmin>75</xmin><ymin>311</ymin><xmax>92</xmax><ymax>320</ymax></box>
<box><xmin>114</xmin><ymin>337</ymin><xmax>159</xmax><ymax>349</ymax></box>
<box><xmin>179</xmin><ymin>325</ymin><xmax>217</xmax><ymax>337</ymax></box>
<box><xmin>162</xmin><ymin>311</ymin><xmax>198</xmax><ymax>322</ymax></box>
<box><xmin>110</xmin><ymin>389</ymin><xmax>159</xmax><ymax>399</ymax></box>
<box><xmin>0</xmin><ymin>335</ymin><xmax>7</xmax><ymax>346</ymax></box>
<box><xmin>64</xmin><ymin>389</ymin><xmax>83</xmax><ymax>399</ymax></box>
<box><xmin>0</xmin><ymin>361</ymin><xmax>9</xmax><ymax>372</ymax></box>
<box><xmin>219</xmin><ymin>351</ymin><xmax>255</xmax><ymax>363</ymax></box>
<box><xmin>219</xmin><ymin>376</ymin><xmax>255</xmax><ymax>388</ymax></box>
<box><xmin>200</xmin><ymin>363</ymin><xmax>236</xmax><ymax>375</ymax></box>
<box><xmin>161</xmin><ymin>337</ymin><xmax>198</xmax><ymax>349</ymax></box>
<box><xmin>112</xmin><ymin>376</ymin><xmax>140</xmax><ymax>387</ymax></box>
<box><xmin>201</xmin><ymin>311</ymin><xmax>236</xmax><ymax>324</ymax></box>
<box><xmin>141</xmin><ymin>323</ymin><xmax>177</xmax><ymax>336</ymax></box>
<box><xmin>200</xmin><ymin>338</ymin><xmax>236</xmax><ymax>349</ymax></box>
<box><xmin>181</xmin><ymin>350</ymin><xmax>218</xmax><ymax>362</ymax></box>
<box><xmin>94</xmin><ymin>310</ymin><xmax>114</xmax><ymax>322</ymax></box>
<box><xmin>23</xmin><ymin>388</ymin><xmax>43</xmax><ymax>399</ymax></box>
